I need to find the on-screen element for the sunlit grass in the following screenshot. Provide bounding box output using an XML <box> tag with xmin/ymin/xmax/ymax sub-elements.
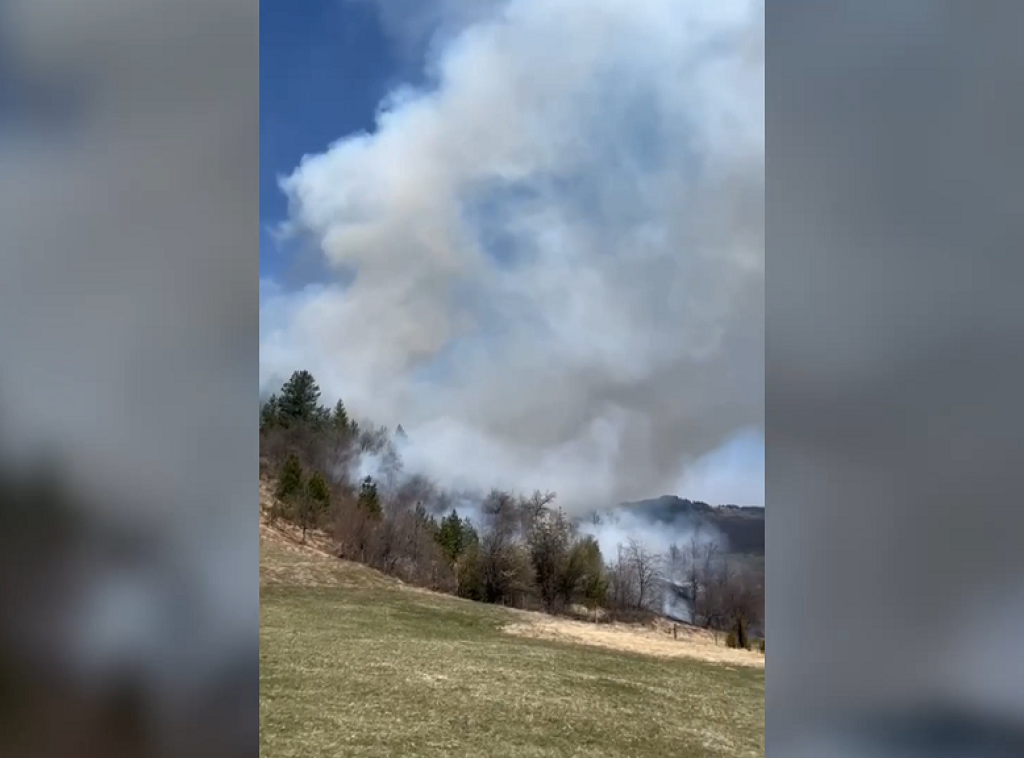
<box><xmin>260</xmin><ymin>529</ymin><xmax>764</xmax><ymax>758</ymax></box>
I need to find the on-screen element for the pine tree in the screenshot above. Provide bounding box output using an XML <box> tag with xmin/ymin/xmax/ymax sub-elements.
<box><xmin>295</xmin><ymin>471</ymin><xmax>331</xmax><ymax>544</ymax></box>
<box><xmin>273</xmin><ymin>454</ymin><xmax>303</xmax><ymax>526</ymax></box>
<box><xmin>312</xmin><ymin>405</ymin><xmax>332</xmax><ymax>430</ymax></box>
<box><xmin>357</xmin><ymin>476</ymin><xmax>381</xmax><ymax>519</ymax></box>
<box><xmin>332</xmin><ymin>399</ymin><xmax>351</xmax><ymax>432</ymax></box>
<box><xmin>436</xmin><ymin>510</ymin><xmax>466</xmax><ymax>564</ymax></box>
<box><xmin>307</xmin><ymin>471</ymin><xmax>330</xmax><ymax>507</ymax></box>
<box><xmin>413</xmin><ymin>502</ymin><xmax>436</xmax><ymax>534</ymax></box>
<box><xmin>461</xmin><ymin>518</ymin><xmax>479</xmax><ymax>551</ymax></box>
<box><xmin>276</xmin><ymin>454</ymin><xmax>303</xmax><ymax>502</ymax></box>
<box><xmin>260</xmin><ymin>394</ymin><xmax>279</xmax><ymax>431</ymax></box>
<box><xmin>277</xmin><ymin>370</ymin><xmax>321</xmax><ymax>425</ymax></box>
<box><xmin>456</xmin><ymin>545</ymin><xmax>485</xmax><ymax>601</ymax></box>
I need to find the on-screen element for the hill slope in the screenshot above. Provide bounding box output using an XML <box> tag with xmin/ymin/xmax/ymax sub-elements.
<box><xmin>260</xmin><ymin>522</ymin><xmax>764</xmax><ymax>757</ymax></box>
<box><xmin>620</xmin><ymin>496</ymin><xmax>765</xmax><ymax>555</ymax></box>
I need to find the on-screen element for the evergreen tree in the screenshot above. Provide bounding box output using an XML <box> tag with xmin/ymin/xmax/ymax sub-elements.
<box><xmin>332</xmin><ymin>399</ymin><xmax>351</xmax><ymax>432</ymax></box>
<box><xmin>277</xmin><ymin>370</ymin><xmax>321</xmax><ymax>425</ymax></box>
<box><xmin>413</xmin><ymin>502</ymin><xmax>437</xmax><ymax>534</ymax></box>
<box><xmin>436</xmin><ymin>510</ymin><xmax>467</xmax><ymax>564</ymax></box>
<box><xmin>357</xmin><ymin>475</ymin><xmax>381</xmax><ymax>519</ymax></box>
<box><xmin>395</xmin><ymin>424</ymin><xmax>407</xmax><ymax>440</ymax></box>
<box><xmin>456</xmin><ymin>545</ymin><xmax>485</xmax><ymax>601</ymax></box>
<box><xmin>307</xmin><ymin>471</ymin><xmax>330</xmax><ymax>507</ymax></box>
<box><xmin>295</xmin><ymin>471</ymin><xmax>331</xmax><ymax>544</ymax></box>
<box><xmin>312</xmin><ymin>405</ymin><xmax>332</xmax><ymax>430</ymax></box>
<box><xmin>276</xmin><ymin>454</ymin><xmax>303</xmax><ymax>502</ymax></box>
<box><xmin>461</xmin><ymin>518</ymin><xmax>479</xmax><ymax>551</ymax></box>
<box><xmin>260</xmin><ymin>394</ymin><xmax>279</xmax><ymax>430</ymax></box>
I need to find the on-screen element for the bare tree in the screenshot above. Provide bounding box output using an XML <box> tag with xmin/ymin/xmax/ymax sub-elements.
<box><xmin>606</xmin><ymin>546</ymin><xmax>637</xmax><ymax>612</ymax></box>
<box><xmin>333</xmin><ymin>493</ymin><xmax>378</xmax><ymax>564</ymax></box>
<box><xmin>518</xmin><ymin>489</ymin><xmax>557</xmax><ymax>533</ymax></box>
<box><xmin>475</xmin><ymin>489</ymin><xmax>532</xmax><ymax>606</ymax></box>
<box><xmin>624</xmin><ymin>539</ymin><xmax>661</xmax><ymax>612</ymax></box>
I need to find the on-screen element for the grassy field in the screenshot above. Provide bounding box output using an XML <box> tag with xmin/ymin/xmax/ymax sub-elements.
<box><xmin>260</xmin><ymin>525</ymin><xmax>764</xmax><ymax>758</ymax></box>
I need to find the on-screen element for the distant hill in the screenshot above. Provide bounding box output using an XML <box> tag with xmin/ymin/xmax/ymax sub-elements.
<box><xmin>619</xmin><ymin>496</ymin><xmax>765</xmax><ymax>556</ymax></box>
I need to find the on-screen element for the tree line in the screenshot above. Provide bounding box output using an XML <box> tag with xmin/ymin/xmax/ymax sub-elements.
<box><xmin>260</xmin><ymin>370</ymin><xmax>763</xmax><ymax>646</ymax></box>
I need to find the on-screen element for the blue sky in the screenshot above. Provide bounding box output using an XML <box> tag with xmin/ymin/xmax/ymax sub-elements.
<box><xmin>260</xmin><ymin>1</ymin><xmax>401</xmax><ymax>284</ymax></box>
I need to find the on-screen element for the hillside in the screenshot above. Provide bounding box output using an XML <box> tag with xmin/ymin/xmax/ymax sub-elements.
<box><xmin>620</xmin><ymin>496</ymin><xmax>765</xmax><ymax>555</ymax></box>
<box><xmin>260</xmin><ymin>511</ymin><xmax>765</xmax><ymax>757</ymax></box>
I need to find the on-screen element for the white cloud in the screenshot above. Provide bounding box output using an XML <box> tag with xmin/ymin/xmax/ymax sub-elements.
<box><xmin>261</xmin><ymin>0</ymin><xmax>764</xmax><ymax>511</ymax></box>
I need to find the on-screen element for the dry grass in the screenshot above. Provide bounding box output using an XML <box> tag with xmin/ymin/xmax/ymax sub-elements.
<box><xmin>260</xmin><ymin>507</ymin><xmax>764</xmax><ymax>757</ymax></box>
<box><xmin>503</xmin><ymin>616</ymin><xmax>765</xmax><ymax>669</ymax></box>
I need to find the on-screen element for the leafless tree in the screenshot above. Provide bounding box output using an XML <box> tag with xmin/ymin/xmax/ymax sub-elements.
<box><xmin>624</xmin><ymin>539</ymin><xmax>661</xmax><ymax>611</ymax></box>
<box><xmin>606</xmin><ymin>546</ymin><xmax>637</xmax><ymax>611</ymax></box>
<box><xmin>475</xmin><ymin>489</ymin><xmax>532</xmax><ymax>606</ymax></box>
<box><xmin>518</xmin><ymin>489</ymin><xmax>557</xmax><ymax>533</ymax></box>
<box><xmin>332</xmin><ymin>494</ymin><xmax>378</xmax><ymax>564</ymax></box>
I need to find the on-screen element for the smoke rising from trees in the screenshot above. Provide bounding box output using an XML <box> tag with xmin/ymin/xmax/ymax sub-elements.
<box><xmin>260</xmin><ymin>0</ymin><xmax>764</xmax><ymax>512</ymax></box>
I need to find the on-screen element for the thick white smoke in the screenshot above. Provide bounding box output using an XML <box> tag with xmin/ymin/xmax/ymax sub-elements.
<box><xmin>260</xmin><ymin>0</ymin><xmax>764</xmax><ymax>513</ymax></box>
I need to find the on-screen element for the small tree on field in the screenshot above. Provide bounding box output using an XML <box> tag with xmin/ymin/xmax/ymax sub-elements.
<box><xmin>293</xmin><ymin>471</ymin><xmax>331</xmax><ymax>543</ymax></box>
<box><xmin>273</xmin><ymin>454</ymin><xmax>304</xmax><ymax>525</ymax></box>
<box><xmin>276</xmin><ymin>454</ymin><xmax>303</xmax><ymax>498</ymax></box>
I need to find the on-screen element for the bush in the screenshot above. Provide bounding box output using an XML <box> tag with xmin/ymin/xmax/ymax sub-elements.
<box><xmin>268</xmin><ymin>499</ymin><xmax>287</xmax><ymax>527</ymax></box>
<box><xmin>726</xmin><ymin>617</ymin><xmax>749</xmax><ymax>650</ymax></box>
<box><xmin>456</xmin><ymin>547</ymin><xmax>485</xmax><ymax>601</ymax></box>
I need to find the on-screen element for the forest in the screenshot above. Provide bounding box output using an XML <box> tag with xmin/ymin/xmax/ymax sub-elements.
<box><xmin>260</xmin><ymin>370</ymin><xmax>764</xmax><ymax>647</ymax></box>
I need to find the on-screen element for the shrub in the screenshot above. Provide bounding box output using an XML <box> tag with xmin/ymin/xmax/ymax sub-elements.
<box><xmin>268</xmin><ymin>499</ymin><xmax>287</xmax><ymax>527</ymax></box>
<box><xmin>456</xmin><ymin>546</ymin><xmax>485</xmax><ymax>601</ymax></box>
<box><xmin>726</xmin><ymin>617</ymin><xmax>749</xmax><ymax>650</ymax></box>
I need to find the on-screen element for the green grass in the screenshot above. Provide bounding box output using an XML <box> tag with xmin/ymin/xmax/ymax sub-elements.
<box><xmin>260</xmin><ymin>532</ymin><xmax>764</xmax><ymax>757</ymax></box>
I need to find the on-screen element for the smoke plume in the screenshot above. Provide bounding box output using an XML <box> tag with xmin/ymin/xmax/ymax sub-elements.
<box><xmin>260</xmin><ymin>0</ymin><xmax>764</xmax><ymax>513</ymax></box>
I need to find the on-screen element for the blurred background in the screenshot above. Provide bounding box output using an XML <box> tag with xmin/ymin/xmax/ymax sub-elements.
<box><xmin>0</xmin><ymin>1</ymin><xmax>257</xmax><ymax>756</ymax></box>
<box><xmin>2</xmin><ymin>0</ymin><xmax>1024</xmax><ymax>756</ymax></box>
<box><xmin>768</xmin><ymin>2</ymin><xmax>1024</xmax><ymax>756</ymax></box>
